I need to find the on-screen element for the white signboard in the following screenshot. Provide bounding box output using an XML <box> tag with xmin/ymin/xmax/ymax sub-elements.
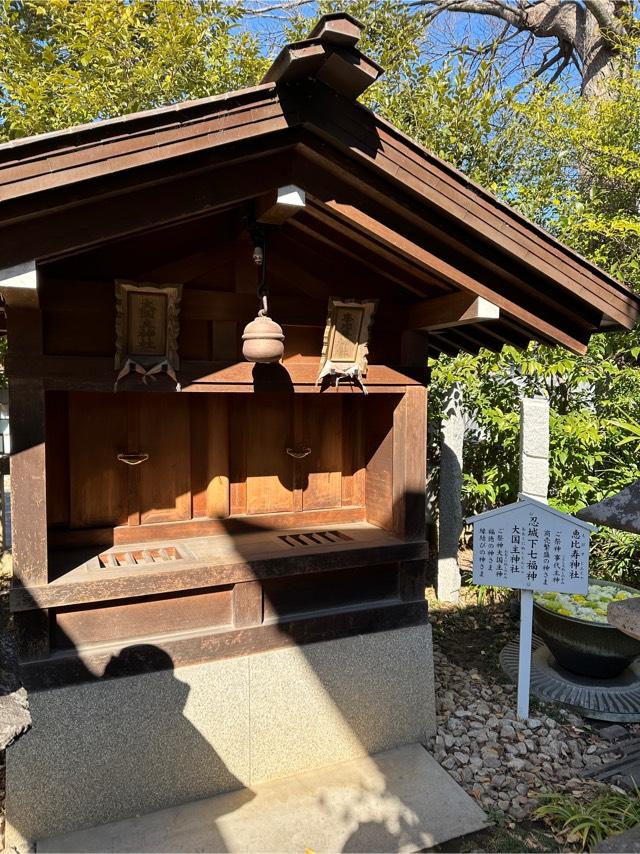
<box><xmin>468</xmin><ymin>496</ymin><xmax>596</xmax><ymax>720</ymax></box>
<box><xmin>468</xmin><ymin>495</ymin><xmax>593</xmax><ymax>596</ymax></box>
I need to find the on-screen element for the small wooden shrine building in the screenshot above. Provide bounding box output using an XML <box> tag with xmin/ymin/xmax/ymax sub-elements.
<box><xmin>1</xmin><ymin>13</ymin><xmax>638</xmax><ymax>846</ymax></box>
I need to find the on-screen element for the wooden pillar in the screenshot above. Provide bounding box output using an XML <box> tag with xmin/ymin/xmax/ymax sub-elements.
<box><xmin>3</xmin><ymin>264</ymin><xmax>50</xmax><ymax>658</ymax></box>
<box><xmin>392</xmin><ymin>385</ymin><xmax>427</xmax><ymax>541</ymax></box>
<box><xmin>9</xmin><ymin>377</ymin><xmax>47</xmax><ymax>590</ymax></box>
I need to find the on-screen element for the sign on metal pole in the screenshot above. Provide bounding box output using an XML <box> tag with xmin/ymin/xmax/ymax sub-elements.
<box><xmin>467</xmin><ymin>495</ymin><xmax>595</xmax><ymax>719</ymax></box>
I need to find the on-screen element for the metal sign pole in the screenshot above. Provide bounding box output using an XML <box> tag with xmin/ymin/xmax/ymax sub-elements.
<box><xmin>517</xmin><ymin>589</ymin><xmax>534</xmax><ymax>720</ymax></box>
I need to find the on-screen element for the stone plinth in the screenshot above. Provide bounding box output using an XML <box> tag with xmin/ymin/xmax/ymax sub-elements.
<box><xmin>0</xmin><ymin>631</ymin><xmax>31</xmax><ymax>853</ymax></box>
<box><xmin>6</xmin><ymin>624</ymin><xmax>435</xmax><ymax>849</ymax></box>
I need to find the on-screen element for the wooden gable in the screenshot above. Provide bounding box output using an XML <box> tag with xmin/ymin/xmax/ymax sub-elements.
<box><xmin>0</xmin><ymin>15</ymin><xmax>637</xmax><ymax>357</ymax></box>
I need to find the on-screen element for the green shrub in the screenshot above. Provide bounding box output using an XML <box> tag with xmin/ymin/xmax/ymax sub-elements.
<box><xmin>590</xmin><ymin>528</ymin><xmax>640</xmax><ymax>590</ymax></box>
<box><xmin>534</xmin><ymin>787</ymin><xmax>640</xmax><ymax>851</ymax></box>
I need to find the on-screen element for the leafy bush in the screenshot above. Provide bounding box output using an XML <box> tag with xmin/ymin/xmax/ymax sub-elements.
<box><xmin>534</xmin><ymin>787</ymin><xmax>640</xmax><ymax>851</ymax></box>
<box><xmin>591</xmin><ymin>528</ymin><xmax>640</xmax><ymax>590</ymax></box>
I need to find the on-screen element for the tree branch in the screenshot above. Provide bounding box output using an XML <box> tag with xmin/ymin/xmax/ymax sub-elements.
<box><xmin>239</xmin><ymin>0</ymin><xmax>315</xmax><ymax>16</ymax></box>
<box><xmin>583</xmin><ymin>0</ymin><xmax>626</xmax><ymax>38</ymax></box>
<box><xmin>408</xmin><ymin>0</ymin><xmax>524</xmax><ymax>27</ymax></box>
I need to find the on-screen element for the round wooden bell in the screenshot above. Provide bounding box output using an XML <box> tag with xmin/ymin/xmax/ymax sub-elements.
<box><xmin>242</xmin><ymin>313</ymin><xmax>285</xmax><ymax>363</ymax></box>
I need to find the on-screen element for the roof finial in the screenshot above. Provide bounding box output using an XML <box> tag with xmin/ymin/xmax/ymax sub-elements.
<box><xmin>261</xmin><ymin>12</ymin><xmax>383</xmax><ymax>100</ymax></box>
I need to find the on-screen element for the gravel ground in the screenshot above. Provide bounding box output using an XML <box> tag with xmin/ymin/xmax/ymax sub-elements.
<box><xmin>427</xmin><ymin>645</ymin><xmax>615</xmax><ymax>823</ymax></box>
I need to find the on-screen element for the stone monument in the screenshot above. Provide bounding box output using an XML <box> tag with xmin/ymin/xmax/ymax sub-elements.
<box><xmin>437</xmin><ymin>384</ymin><xmax>464</xmax><ymax>602</ymax></box>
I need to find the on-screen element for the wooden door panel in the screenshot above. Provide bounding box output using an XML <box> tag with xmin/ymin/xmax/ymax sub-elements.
<box><xmin>365</xmin><ymin>395</ymin><xmax>398</xmax><ymax>531</ymax></box>
<box><xmin>191</xmin><ymin>395</ymin><xmax>230</xmax><ymax>519</ymax></box>
<box><xmin>341</xmin><ymin>396</ymin><xmax>365</xmax><ymax>507</ymax></box>
<box><xmin>69</xmin><ymin>392</ymin><xmax>129</xmax><ymax>528</ymax></box>
<box><xmin>302</xmin><ymin>396</ymin><xmax>342</xmax><ymax>511</ymax></box>
<box><xmin>246</xmin><ymin>394</ymin><xmax>293</xmax><ymax>514</ymax></box>
<box><xmin>139</xmin><ymin>394</ymin><xmax>191</xmax><ymax>525</ymax></box>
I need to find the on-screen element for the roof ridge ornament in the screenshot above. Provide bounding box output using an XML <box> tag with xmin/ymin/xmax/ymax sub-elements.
<box><xmin>261</xmin><ymin>13</ymin><xmax>384</xmax><ymax>100</ymax></box>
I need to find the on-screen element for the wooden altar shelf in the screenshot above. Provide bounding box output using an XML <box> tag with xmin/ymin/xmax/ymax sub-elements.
<box><xmin>5</xmin><ymin>355</ymin><xmax>424</xmax><ymax>393</ymax></box>
<box><xmin>12</xmin><ymin>523</ymin><xmax>426</xmax><ymax>613</ymax></box>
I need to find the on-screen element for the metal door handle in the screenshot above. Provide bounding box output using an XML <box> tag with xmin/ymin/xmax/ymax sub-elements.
<box><xmin>117</xmin><ymin>453</ymin><xmax>149</xmax><ymax>466</ymax></box>
<box><xmin>286</xmin><ymin>447</ymin><xmax>311</xmax><ymax>459</ymax></box>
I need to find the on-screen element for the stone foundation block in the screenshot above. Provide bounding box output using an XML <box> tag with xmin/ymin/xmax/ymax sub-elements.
<box><xmin>6</xmin><ymin>624</ymin><xmax>435</xmax><ymax>849</ymax></box>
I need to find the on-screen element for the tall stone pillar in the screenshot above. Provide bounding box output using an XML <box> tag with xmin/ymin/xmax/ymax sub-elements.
<box><xmin>519</xmin><ymin>397</ymin><xmax>549</xmax><ymax>503</ymax></box>
<box><xmin>437</xmin><ymin>384</ymin><xmax>464</xmax><ymax>602</ymax></box>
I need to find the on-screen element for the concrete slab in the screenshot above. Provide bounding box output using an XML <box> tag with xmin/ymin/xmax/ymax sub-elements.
<box><xmin>38</xmin><ymin>744</ymin><xmax>489</xmax><ymax>854</ymax></box>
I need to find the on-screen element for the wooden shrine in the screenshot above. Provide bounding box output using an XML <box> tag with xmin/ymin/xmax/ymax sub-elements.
<box><xmin>0</xmin><ymin>13</ymin><xmax>638</xmax><ymax>691</ymax></box>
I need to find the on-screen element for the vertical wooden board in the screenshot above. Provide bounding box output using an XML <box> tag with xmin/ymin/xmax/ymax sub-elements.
<box><xmin>68</xmin><ymin>392</ymin><xmax>129</xmax><ymax>529</ymax></box>
<box><xmin>292</xmin><ymin>397</ymin><xmax>304</xmax><ymax>512</ymax></box>
<box><xmin>246</xmin><ymin>394</ymin><xmax>294</xmax><ymax>514</ymax></box>
<box><xmin>178</xmin><ymin>318</ymin><xmax>211</xmax><ymax>360</ymax></box>
<box><xmin>233</xmin><ymin>580</ymin><xmax>263</xmax><ymax>629</ymax></box>
<box><xmin>393</xmin><ymin>387</ymin><xmax>427</xmax><ymax>540</ymax></box>
<box><xmin>229</xmin><ymin>395</ymin><xmax>247</xmax><ymax>515</ymax></box>
<box><xmin>139</xmin><ymin>394</ymin><xmax>191</xmax><ymax>525</ymax></box>
<box><xmin>205</xmin><ymin>394</ymin><xmax>229</xmax><ymax>519</ymax></box>
<box><xmin>45</xmin><ymin>391</ymin><xmax>70</xmax><ymax>527</ymax></box>
<box><xmin>282</xmin><ymin>325</ymin><xmax>324</xmax><ymax>363</ymax></box>
<box><xmin>302</xmin><ymin>396</ymin><xmax>342</xmax><ymax>511</ymax></box>
<box><xmin>392</xmin><ymin>395</ymin><xmax>407</xmax><ymax>537</ymax></box>
<box><xmin>341</xmin><ymin>396</ymin><xmax>365</xmax><ymax>507</ymax></box>
<box><xmin>126</xmin><ymin>395</ymin><xmax>141</xmax><ymax>527</ymax></box>
<box><xmin>190</xmin><ymin>396</ymin><xmax>208</xmax><ymax>519</ymax></box>
<box><xmin>211</xmin><ymin>320</ymin><xmax>238</xmax><ymax>361</ymax></box>
<box><xmin>364</xmin><ymin>395</ymin><xmax>397</xmax><ymax>531</ymax></box>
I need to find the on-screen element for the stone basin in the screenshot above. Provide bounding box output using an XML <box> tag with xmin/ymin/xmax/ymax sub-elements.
<box><xmin>533</xmin><ymin>581</ymin><xmax>640</xmax><ymax>678</ymax></box>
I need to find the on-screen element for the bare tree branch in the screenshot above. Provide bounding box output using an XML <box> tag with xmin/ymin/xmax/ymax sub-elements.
<box><xmin>239</xmin><ymin>0</ymin><xmax>630</xmax><ymax>97</ymax></box>
<box><xmin>240</xmin><ymin>0</ymin><xmax>315</xmax><ymax>16</ymax></box>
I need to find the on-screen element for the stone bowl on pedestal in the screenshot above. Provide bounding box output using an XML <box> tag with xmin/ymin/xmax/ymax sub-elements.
<box><xmin>533</xmin><ymin>581</ymin><xmax>640</xmax><ymax>679</ymax></box>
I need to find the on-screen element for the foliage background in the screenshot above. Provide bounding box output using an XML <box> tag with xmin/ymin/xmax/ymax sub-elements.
<box><xmin>1</xmin><ymin>0</ymin><xmax>640</xmax><ymax>583</ymax></box>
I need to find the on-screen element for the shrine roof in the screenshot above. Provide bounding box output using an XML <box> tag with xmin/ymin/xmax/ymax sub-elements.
<box><xmin>0</xmin><ymin>12</ymin><xmax>637</xmax><ymax>355</ymax></box>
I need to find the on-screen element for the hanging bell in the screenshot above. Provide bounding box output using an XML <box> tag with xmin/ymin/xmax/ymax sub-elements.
<box><xmin>242</xmin><ymin>312</ymin><xmax>285</xmax><ymax>364</ymax></box>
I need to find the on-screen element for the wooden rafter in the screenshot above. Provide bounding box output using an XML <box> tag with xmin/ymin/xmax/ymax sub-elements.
<box><xmin>319</xmin><ymin>199</ymin><xmax>590</xmax><ymax>355</ymax></box>
<box><xmin>300</xmin><ymin>201</ymin><xmax>451</xmax><ymax>296</ymax></box>
<box><xmin>294</xmin><ymin>96</ymin><xmax>636</xmax><ymax>329</ymax></box>
<box><xmin>291</xmin><ymin>208</ymin><xmax>438</xmax><ymax>296</ymax></box>
<box><xmin>256</xmin><ymin>185</ymin><xmax>306</xmax><ymax>225</ymax></box>
<box><xmin>294</xmin><ymin>146</ymin><xmax>613</xmax><ymax>333</ymax></box>
<box><xmin>407</xmin><ymin>293</ymin><xmax>499</xmax><ymax>330</ymax></box>
<box><xmin>0</xmin><ymin>143</ymin><xmax>297</xmax><ymax>269</ymax></box>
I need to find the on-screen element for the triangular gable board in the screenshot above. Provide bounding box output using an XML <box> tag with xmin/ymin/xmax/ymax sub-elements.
<box><xmin>467</xmin><ymin>495</ymin><xmax>596</xmax><ymax>531</ymax></box>
<box><xmin>466</xmin><ymin>497</ymin><xmax>593</xmax><ymax>594</ymax></box>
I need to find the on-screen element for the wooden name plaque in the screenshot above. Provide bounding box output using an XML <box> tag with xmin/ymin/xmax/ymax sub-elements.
<box><xmin>319</xmin><ymin>298</ymin><xmax>377</xmax><ymax>378</ymax></box>
<box><xmin>115</xmin><ymin>280</ymin><xmax>182</xmax><ymax>370</ymax></box>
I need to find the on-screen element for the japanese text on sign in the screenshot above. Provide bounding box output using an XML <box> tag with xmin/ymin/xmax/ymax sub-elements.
<box><xmin>469</xmin><ymin>498</ymin><xmax>591</xmax><ymax>595</ymax></box>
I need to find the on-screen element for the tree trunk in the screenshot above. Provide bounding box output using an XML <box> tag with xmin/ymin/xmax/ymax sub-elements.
<box><xmin>414</xmin><ymin>0</ymin><xmax>629</xmax><ymax>98</ymax></box>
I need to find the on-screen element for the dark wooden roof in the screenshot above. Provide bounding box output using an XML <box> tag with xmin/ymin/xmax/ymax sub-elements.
<box><xmin>0</xmin><ymin>13</ymin><xmax>637</xmax><ymax>355</ymax></box>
